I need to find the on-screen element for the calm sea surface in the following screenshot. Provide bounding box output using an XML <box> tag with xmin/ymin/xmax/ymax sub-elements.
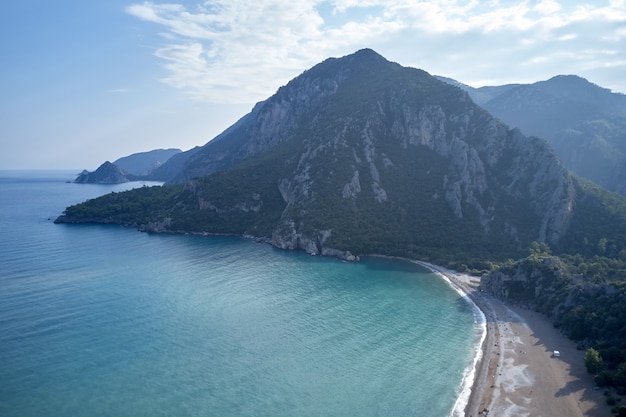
<box><xmin>0</xmin><ymin>170</ymin><xmax>482</xmax><ymax>417</ymax></box>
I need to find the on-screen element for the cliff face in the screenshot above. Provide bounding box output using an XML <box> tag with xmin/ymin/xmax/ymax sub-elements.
<box><xmin>480</xmin><ymin>255</ymin><xmax>569</xmax><ymax>308</ymax></box>
<box><xmin>440</xmin><ymin>75</ymin><xmax>626</xmax><ymax>197</ymax></box>
<box><xmin>253</xmin><ymin>50</ymin><xmax>574</xmax><ymax>256</ymax></box>
<box><xmin>169</xmin><ymin>51</ymin><xmax>376</xmax><ymax>183</ymax></box>
<box><xmin>57</xmin><ymin>49</ymin><xmax>590</xmax><ymax>263</ymax></box>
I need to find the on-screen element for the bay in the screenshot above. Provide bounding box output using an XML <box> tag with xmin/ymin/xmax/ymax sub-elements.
<box><xmin>0</xmin><ymin>170</ymin><xmax>481</xmax><ymax>417</ymax></box>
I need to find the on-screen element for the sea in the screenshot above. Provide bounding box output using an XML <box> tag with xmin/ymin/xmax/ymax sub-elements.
<box><xmin>0</xmin><ymin>170</ymin><xmax>484</xmax><ymax>417</ymax></box>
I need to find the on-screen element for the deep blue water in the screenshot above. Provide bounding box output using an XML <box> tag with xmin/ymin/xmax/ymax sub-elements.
<box><xmin>0</xmin><ymin>171</ymin><xmax>482</xmax><ymax>417</ymax></box>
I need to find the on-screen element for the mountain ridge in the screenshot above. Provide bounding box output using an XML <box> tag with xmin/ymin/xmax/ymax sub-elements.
<box><xmin>74</xmin><ymin>148</ymin><xmax>185</xmax><ymax>184</ymax></box>
<box><xmin>438</xmin><ymin>74</ymin><xmax>626</xmax><ymax>196</ymax></box>
<box><xmin>113</xmin><ymin>148</ymin><xmax>182</xmax><ymax>176</ymax></box>
<box><xmin>54</xmin><ymin>49</ymin><xmax>619</xmax><ymax>266</ymax></box>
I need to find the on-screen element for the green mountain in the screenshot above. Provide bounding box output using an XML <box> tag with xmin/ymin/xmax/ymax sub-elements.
<box><xmin>56</xmin><ymin>49</ymin><xmax>626</xmax><ymax>268</ymax></box>
<box><xmin>439</xmin><ymin>75</ymin><xmax>626</xmax><ymax>196</ymax></box>
<box><xmin>74</xmin><ymin>161</ymin><xmax>134</xmax><ymax>184</ymax></box>
<box><xmin>481</xmin><ymin>250</ymin><xmax>626</xmax><ymax>393</ymax></box>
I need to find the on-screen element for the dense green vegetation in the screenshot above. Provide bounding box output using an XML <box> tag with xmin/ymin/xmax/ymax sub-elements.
<box><xmin>559</xmin><ymin>257</ymin><xmax>626</xmax><ymax>396</ymax></box>
<box><xmin>474</xmin><ymin>74</ymin><xmax>626</xmax><ymax>197</ymax></box>
<box><xmin>556</xmin><ymin>177</ymin><xmax>626</xmax><ymax>259</ymax></box>
<box><xmin>166</xmin><ymin>152</ymin><xmax>287</xmax><ymax>236</ymax></box>
<box><xmin>57</xmin><ymin>184</ymin><xmax>183</xmax><ymax>226</ymax></box>
<box><xmin>483</xmin><ymin>244</ymin><xmax>626</xmax><ymax>398</ymax></box>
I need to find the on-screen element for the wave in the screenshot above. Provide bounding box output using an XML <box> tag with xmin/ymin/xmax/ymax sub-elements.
<box><xmin>409</xmin><ymin>260</ymin><xmax>487</xmax><ymax>417</ymax></box>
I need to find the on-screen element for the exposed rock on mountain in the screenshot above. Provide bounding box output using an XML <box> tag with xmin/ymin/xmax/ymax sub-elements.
<box><xmin>439</xmin><ymin>75</ymin><xmax>626</xmax><ymax>196</ymax></box>
<box><xmin>480</xmin><ymin>254</ymin><xmax>569</xmax><ymax>307</ymax></box>
<box><xmin>57</xmin><ymin>49</ymin><xmax>626</xmax><ymax>265</ymax></box>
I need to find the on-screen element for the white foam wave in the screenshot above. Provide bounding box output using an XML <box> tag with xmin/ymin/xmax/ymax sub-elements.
<box><xmin>410</xmin><ymin>260</ymin><xmax>488</xmax><ymax>417</ymax></box>
<box><xmin>450</xmin><ymin>295</ymin><xmax>486</xmax><ymax>417</ymax></box>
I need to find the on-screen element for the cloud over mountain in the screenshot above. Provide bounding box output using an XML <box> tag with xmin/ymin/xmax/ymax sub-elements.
<box><xmin>127</xmin><ymin>0</ymin><xmax>626</xmax><ymax>103</ymax></box>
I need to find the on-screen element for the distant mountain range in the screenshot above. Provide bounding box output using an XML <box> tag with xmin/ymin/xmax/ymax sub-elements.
<box><xmin>436</xmin><ymin>74</ymin><xmax>626</xmax><ymax>196</ymax></box>
<box><xmin>113</xmin><ymin>148</ymin><xmax>182</xmax><ymax>176</ymax></box>
<box><xmin>74</xmin><ymin>148</ymin><xmax>183</xmax><ymax>183</ymax></box>
<box><xmin>57</xmin><ymin>49</ymin><xmax>626</xmax><ymax>267</ymax></box>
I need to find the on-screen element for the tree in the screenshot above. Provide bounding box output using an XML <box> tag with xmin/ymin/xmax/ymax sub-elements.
<box><xmin>585</xmin><ymin>347</ymin><xmax>604</xmax><ymax>375</ymax></box>
<box><xmin>529</xmin><ymin>241</ymin><xmax>551</xmax><ymax>256</ymax></box>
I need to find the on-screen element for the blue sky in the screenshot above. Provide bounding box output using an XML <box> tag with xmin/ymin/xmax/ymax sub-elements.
<box><xmin>2</xmin><ymin>0</ymin><xmax>625</xmax><ymax>170</ymax></box>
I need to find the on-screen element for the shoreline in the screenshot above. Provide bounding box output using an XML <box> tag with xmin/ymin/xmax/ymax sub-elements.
<box><xmin>412</xmin><ymin>260</ymin><xmax>613</xmax><ymax>417</ymax></box>
<box><xmin>368</xmin><ymin>255</ymin><xmax>490</xmax><ymax>416</ymax></box>
<box><xmin>411</xmin><ymin>260</ymin><xmax>490</xmax><ymax>417</ymax></box>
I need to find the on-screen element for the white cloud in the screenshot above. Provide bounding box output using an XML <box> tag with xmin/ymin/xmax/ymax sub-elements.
<box><xmin>106</xmin><ymin>88</ymin><xmax>130</xmax><ymax>93</ymax></box>
<box><xmin>127</xmin><ymin>0</ymin><xmax>626</xmax><ymax>102</ymax></box>
<box><xmin>533</xmin><ymin>0</ymin><xmax>561</xmax><ymax>15</ymax></box>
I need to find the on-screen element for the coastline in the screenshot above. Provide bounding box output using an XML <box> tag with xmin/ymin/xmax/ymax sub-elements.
<box><xmin>414</xmin><ymin>260</ymin><xmax>613</xmax><ymax>417</ymax></box>
<box><xmin>21</xmin><ymin>171</ymin><xmax>617</xmax><ymax>416</ymax></box>
<box><xmin>412</xmin><ymin>260</ymin><xmax>489</xmax><ymax>417</ymax></box>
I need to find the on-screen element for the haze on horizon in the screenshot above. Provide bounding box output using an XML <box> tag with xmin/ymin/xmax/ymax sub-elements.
<box><xmin>2</xmin><ymin>0</ymin><xmax>625</xmax><ymax>170</ymax></box>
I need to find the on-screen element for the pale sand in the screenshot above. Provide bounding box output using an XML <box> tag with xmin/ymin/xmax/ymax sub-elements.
<box><xmin>415</xmin><ymin>261</ymin><xmax>613</xmax><ymax>417</ymax></box>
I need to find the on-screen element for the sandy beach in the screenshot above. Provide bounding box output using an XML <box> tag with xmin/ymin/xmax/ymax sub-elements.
<box><xmin>416</xmin><ymin>261</ymin><xmax>613</xmax><ymax>417</ymax></box>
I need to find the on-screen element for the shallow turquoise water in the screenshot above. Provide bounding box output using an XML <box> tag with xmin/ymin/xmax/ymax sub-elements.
<box><xmin>0</xmin><ymin>171</ymin><xmax>481</xmax><ymax>417</ymax></box>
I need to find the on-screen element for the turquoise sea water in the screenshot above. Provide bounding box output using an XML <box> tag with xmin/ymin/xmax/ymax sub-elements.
<box><xmin>0</xmin><ymin>171</ymin><xmax>482</xmax><ymax>417</ymax></box>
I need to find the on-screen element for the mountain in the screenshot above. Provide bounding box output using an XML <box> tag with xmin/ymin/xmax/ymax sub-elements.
<box><xmin>434</xmin><ymin>76</ymin><xmax>520</xmax><ymax>106</ymax></box>
<box><xmin>145</xmin><ymin>146</ymin><xmax>200</xmax><ymax>182</ymax></box>
<box><xmin>74</xmin><ymin>148</ymin><xmax>184</xmax><ymax>184</ymax></box>
<box><xmin>439</xmin><ymin>75</ymin><xmax>626</xmax><ymax>196</ymax></box>
<box><xmin>56</xmin><ymin>49</ymin><xmax>626</xmax><ymax>267</ymax></box>
<box><xmin>74</xmin><ymin>161</ymin><xmax>133</xmax><ymax>184</ymax></box>
<box><xmin>482</xmin><ymin>75</ymin><xmax>626</xmax><ymax>138</ymax></box>
<box><xmin>114</xmin><ymin>148</ymin><xmax>182</xmax><ymax>176</ymax></box>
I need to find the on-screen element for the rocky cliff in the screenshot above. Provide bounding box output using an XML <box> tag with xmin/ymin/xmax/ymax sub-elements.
<box><xmin>440</xmin><ymin>75</ymin><xmax>626</xmax><ymax>197</ymax></box>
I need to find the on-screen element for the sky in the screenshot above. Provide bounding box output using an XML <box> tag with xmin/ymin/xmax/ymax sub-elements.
<box><xmin>2</xmin><ymin>0</ymin><xmax>625</xmax><ymax>170</ymax></box>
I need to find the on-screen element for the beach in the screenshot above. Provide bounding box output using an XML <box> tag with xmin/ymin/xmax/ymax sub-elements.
<box><xmin>416</xmin><ymin>261</ymin><xmax>613</xmax><ymax>417</ymax></box>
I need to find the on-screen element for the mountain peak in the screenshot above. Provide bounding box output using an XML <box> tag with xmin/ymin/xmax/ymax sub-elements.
<box><xmin>322</xmin><ymin>48</ymin><xmax>388</xmax><ymax>66</ymax></box>
<box><xmin>171</xmin><ymin>49</ymin><xmax>436</xmax><ymax>183</ymax></box>
<box><xmin>537</xmin><ymin>74</ymin><xmax>611</xmax><ymax>98</ymax></box>
<box><xmin>74</xmin><ymin>161</ymin><xmax>131</xmax><ymax>184</ymax></box>
<box><xmin>294</xmin><ymin>48</ymin><xmax>404</xmax><ymax>85</ymax></box>
<box><xmin>341</xmin><ymin>48</ymin><xmax>401</xmax><ymax>73</ymax></box>
<box><xmin>350</xmin><ymin>48</ymin><xmax>386</xmax><ymax>62</ymax></box>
